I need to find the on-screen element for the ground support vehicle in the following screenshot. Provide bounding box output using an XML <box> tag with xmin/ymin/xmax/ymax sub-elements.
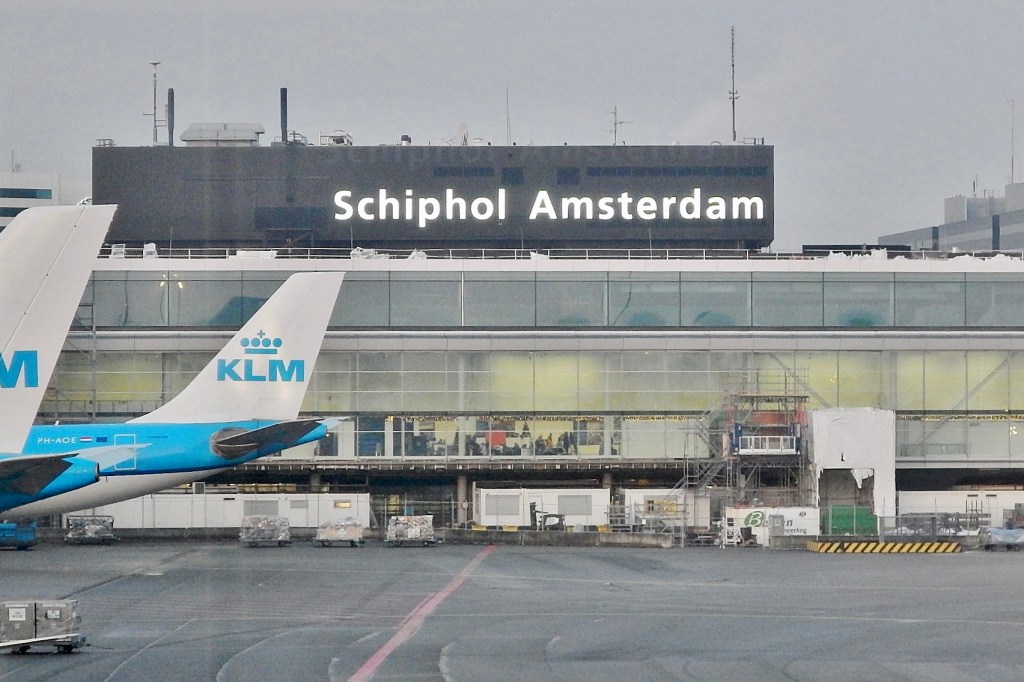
<box><xmin>0</xmin><ymin>521</ymin><xmax>37</xmax><ymax>550</ymax></box>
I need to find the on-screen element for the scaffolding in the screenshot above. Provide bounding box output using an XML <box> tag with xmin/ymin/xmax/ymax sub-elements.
<box><xmin>646</xmin><ymin>370</ymin><xmax>814</xmax><ymax>545</ymax></box>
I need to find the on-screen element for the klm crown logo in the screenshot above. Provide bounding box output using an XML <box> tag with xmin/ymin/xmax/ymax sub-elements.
<box><xmin>216</xmin><ymin>331</ymin><xmax>305</xmax><ymax>383</ymax></box>
<box><xmin>241</xmin><ymin>331</ymin><xmax>283</xmax><ymax>355</ymax></box>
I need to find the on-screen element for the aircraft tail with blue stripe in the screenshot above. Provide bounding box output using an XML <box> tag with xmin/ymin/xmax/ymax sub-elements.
<box><xmin>0</xmin><ymin>205</ymin><xmax>115</xmax><ymax>453</ymax></box>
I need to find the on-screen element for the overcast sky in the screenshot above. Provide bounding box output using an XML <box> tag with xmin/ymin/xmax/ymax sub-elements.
<box><xmin>2</xmin><ymin>1</ymin><xmax>1022</xmax><ymax>250</ymax></box>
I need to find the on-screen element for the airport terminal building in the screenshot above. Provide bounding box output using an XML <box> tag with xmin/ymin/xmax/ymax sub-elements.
<box><xmin>40</xmin><ymin>137</ymin><xmax>1024</xmax><ymax>530</ymax></box>
<box><xmin>880</xmin><ymin>182</ymin><xmax>1024</xmax><ymax>252</ymax></box>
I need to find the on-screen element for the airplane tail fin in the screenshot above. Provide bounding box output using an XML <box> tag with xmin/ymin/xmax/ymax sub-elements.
<box><xmin>131</xmin><ymin>272</ymin><xmax>344</xmax><ymax>424</ymax></box>
<box><xmin>0</xmin><ymin>205</ymin><xmax>115</xmax><ymax>452</ymax></box>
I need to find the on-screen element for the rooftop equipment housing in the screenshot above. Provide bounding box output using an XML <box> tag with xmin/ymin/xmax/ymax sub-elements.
<box><xmin>180</xmin><ymin>123</ymin><xmax>265</xmax><ymax>147</ymax></box>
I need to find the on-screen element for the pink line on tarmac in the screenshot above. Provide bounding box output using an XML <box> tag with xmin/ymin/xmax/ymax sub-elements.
<box><xmin>348</xmin><ymin>543</ymin><xmax>497</xmax><ymax>682</ymax></box>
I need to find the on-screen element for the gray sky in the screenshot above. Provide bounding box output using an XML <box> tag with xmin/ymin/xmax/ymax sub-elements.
<box><xmin>2</xmin><ymin>0</ymin><xmax>1022</xmax><ymax>250</ymax></box>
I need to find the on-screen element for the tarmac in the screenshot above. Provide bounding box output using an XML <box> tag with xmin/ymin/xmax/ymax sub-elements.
<box><xmin>2</xmin><ymin>538</ymin><xmax>1024</xmax><ymax>681</ymax></box>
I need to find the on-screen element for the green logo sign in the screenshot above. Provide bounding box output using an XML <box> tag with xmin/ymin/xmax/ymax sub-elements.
<box><xmin>743</xmin><ymin>511</ymin><xmax>766</xmax><ymax>526</ymax></box>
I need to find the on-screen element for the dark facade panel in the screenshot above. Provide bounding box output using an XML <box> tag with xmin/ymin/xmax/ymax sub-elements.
<box><xmin>93</xmin><ymin>144</ymin><xmax>774</xmax><ymax>250</ymax></box>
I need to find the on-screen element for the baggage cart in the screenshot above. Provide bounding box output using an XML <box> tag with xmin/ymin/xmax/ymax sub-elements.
<box><xmin>980</xmin><ymin>527</ymin><xmax>1024</xmax><ymax>551</ymax></box>
<box><xmin>0</xmin><ymin>601</ymin><xmax>85</xmax><ymax>654</ymax></box>
<box><xmin>384</xmin><ymin>515</ymin><xmax>436</xmax><ymax>546</ymax></box>
<box><xmin>239</xmin><ymin>515</ymin><xmax>291</xmax><ymax>547</ymax></box>
<box><xmin>313</xmin><ymin>518</ymin><xmax>365</xmax><ymax>547</ymax></box>
<box><xmin>64</xmin><ymin>516</ymin><xmax>117</xmax><ymax>545</ymax></box>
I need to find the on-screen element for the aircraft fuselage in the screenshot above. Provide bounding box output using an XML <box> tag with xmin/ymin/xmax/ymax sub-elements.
<box><xmin>0</xmin><ymin>420</ymin><xmax>327</xmax><ymax>518</ymax></box>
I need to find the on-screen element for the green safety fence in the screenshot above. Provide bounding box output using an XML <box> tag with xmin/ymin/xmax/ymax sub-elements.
<box><xmin>821</xmin><ymin>505</ymin><xmax>877</xmax><ymax>535</ymax></box>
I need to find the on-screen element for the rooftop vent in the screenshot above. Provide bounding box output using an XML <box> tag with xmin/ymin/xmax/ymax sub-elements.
<box><xmin>321</xmin><ymin>130</ymin><xmax>354</xmax><ymax>146</ymax></box>
<box><xmin>180</xmin><ymin>123</ymin><xmax>265</xmax><ymax>147</ymax></box>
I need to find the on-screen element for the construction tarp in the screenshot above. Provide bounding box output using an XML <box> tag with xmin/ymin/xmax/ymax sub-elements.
<box><xmin>811</xmin><ymin>408</ymin><xmax>896</xmax><ymax>518</ymax></box>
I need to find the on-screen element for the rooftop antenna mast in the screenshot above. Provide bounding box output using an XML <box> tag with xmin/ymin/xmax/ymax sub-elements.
<box><xmin>1011</xmin><ymin>98</ymin><xmax>1016</xmax><ymax>184</ymax></box>
<box><xmin>144</xmin><ymin>61</ymin><xmax>166</xmax><ymax>145</ymax></box>
<box><xmin>506</xmin><ymin>88</ymin><xmax>512</xmax><ymax>146</ymax></box>
<box><xmin>610</xmin><ymin>106</ymin><xmax>630</xmax><ymax>145</ymax></box>
<box><xmin>730</xmin><ymin>26</ymin><xmax>739</xmax><ymax>143</ymax></box>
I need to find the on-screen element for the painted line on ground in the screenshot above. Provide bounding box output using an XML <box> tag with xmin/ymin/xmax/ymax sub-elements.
<box><xmin>348</xmin><ymin>544</ymin><xmax>497</xmax><ymax>682</ymax></box>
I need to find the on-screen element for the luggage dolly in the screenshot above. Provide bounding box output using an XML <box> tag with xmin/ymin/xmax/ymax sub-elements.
<box><xmin>1</xmin><ymin>632</ymin><xmax>86</xmax><ymax>655</ymax></box>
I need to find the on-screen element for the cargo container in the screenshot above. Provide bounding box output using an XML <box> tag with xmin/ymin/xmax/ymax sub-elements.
<box><xmin>239</xmin><ymin>515</ymin><xmax>291</xmax><ymax>547</ymax></box>
<box><xmin>313</xmin><ymin>519</ymin><xmax>365</xmax><ymax>547</ymax></box>
<box><xmin>0</xmin><ymin>601</ymin><xmax>84</xmax><ymax>654</ymax></box>
<box><xmin>64</xmin><ymin>516</ymin><xmax>117</xmax><ymax>544</ymax></box>
<box><xmin>384</xmin><ymin>515</ymin><xmax>436</xmax><ymax>546</ymax></box>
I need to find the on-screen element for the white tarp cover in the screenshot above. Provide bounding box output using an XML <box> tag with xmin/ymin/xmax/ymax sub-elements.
<box><xmin>980</xmin><ymin>528</ymin><xmax>1024</xmax><ymax>546</ymax></box>
<box><xmin>811</xmin><ymin>408</ymin><xmax>896</xmax><ymax>517</ymax></box>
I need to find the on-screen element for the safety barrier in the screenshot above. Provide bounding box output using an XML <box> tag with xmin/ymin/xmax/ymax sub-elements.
<box><xmin>806</xmin><ymin>540</ymin><xmax>961</xmax><ymax>553</ymax></box>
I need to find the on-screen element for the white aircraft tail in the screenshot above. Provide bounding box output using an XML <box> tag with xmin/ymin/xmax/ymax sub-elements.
<box><xmin>131</xmin><ymin>272</ymin><xmax>344</xmax><ymax>424</ymax></box>
<box><xmin>0</xmin><ymin>205</ymin><xmax>115</xmax><ymax>452</ymax></box>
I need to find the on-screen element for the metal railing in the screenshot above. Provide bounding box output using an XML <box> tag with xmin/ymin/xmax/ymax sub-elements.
<box><xmin>97</xmin><ymin>243</ymin><xmax>1020</xmax><ymax>263</ymax></box>
<box><xmin>737</xmin><ymin>435</ymin><xmax>797</xmax><ymax>454</ymax></box>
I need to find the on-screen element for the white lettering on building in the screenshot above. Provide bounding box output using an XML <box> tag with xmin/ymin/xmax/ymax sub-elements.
<box><xmin>334</xmin><ymin>187</ymin><xmax>764</xmax><ymax>228</ymax></box>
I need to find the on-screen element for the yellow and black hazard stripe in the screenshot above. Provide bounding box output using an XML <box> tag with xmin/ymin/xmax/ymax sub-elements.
<box><xmin>806</xmin><ymin>541</ymin><xmax>961</xmax><ymax>553</ymax></box>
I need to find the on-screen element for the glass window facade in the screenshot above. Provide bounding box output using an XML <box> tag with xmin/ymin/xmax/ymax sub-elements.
<box><xmin>83</xmin><ymin>270</ymin><xmax>1024</xmax><ymax>330</ymax></box>
<box><xmin>464</xmin><ymin>273</ymin><xmax>535</xmax><ymax>327</ymax></box>
<box><xmin>823</xmin><ymin>274</ymin><xmax>893</xmax><ymax>327</ymax></box>
<box><xmin>680</xmin><ymin>274</ymin><xmax>750</xmax><ymax>327</ymax></box>
<box><xmin>47</xmin><ymin>346</ymin><xmax>1024</xmax><ymax>466</ymax></box>
<box><xmin>536</xmin><ymin>274</ymin><xmax>606</xmax><ymax>326</ymax></box>
<box><xmin>895</xmin><ymin>274</ymin><xmax>965</xmax><ymax>327</ymax></box>
<box><xmin>752</xmin><ymin>273</ymin><xmax>823</xmax><ymax>326</ymax></box>
<box><xmin>66</xmin><ymin>265</ymin><xmax>1024</xmax><ymax>470</ymax></box>
<box><xmin>609</xmin><ymin>273</ymin><xmax>679</xmax><ymax>327</ymax></box>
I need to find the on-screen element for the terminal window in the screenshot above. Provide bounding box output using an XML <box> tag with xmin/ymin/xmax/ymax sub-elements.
<box><xmin>556</xmin><ymin>167</ymin><xmax>581</xmax><ymax>185</ymax></box>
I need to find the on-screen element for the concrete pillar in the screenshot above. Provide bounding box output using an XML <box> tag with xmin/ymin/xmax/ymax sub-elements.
<box><xmin>384</xmin><ymin>417</ymin><xmax>394</xmax><ymax>457</ymax></box>
<box><xmin>309</xmin><ymin>472</ymin><xmax>322</xmax><ymax>492</ymax></box>
<box><xmin>603</xmin><ymin>416</ymin><xmax>615</xmax><ymax>456</ymax></box>
<box><xmin>457</xmin><ymin>416</ymin><xmax>469</xmax><ymax>458</ymax></box>
<box><xmin>602</xmin><ymin>471</ymin><xmax>613</xmax><ymax>489</ymax></box>
<box><xmin>457</xmin><ymin>475</ymin><xmax>469</xmax><ymax>525</ymax></box>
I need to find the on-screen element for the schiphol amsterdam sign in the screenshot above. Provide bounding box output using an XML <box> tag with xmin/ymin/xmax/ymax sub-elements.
<box><xmin>333</xmin><ymin>188</ymin><xmax>765</xmax><ymax>230</ymax></box>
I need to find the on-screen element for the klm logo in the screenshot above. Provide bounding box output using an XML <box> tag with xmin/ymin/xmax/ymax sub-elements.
<box><xmin>216</xmin><ymin>331</ymin><xmax>304</xmax><ymax>383</ymax></box>
<box><xmin>0</xmin><ymin>350</ymin><xmax>38</xmax><ymax>388</ymax></box>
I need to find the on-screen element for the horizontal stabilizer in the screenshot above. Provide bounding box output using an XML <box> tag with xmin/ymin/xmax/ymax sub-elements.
<box><xmin>69</xmin><ymin>444</ymin><xmax>146</xmax><ymax>470</ymax></box>
<box><xmin>212</xmin><ymin>419</ymin><xmax>327</xmax><ymax>458</ymax></box>
<box><xmin>0</xmin><ymin>454</ymin><xmax>77</xmax><ymax>496</ymax></box>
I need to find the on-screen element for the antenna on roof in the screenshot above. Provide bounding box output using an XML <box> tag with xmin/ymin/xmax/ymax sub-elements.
<box><xmin>1011</xmin><ymin>98</ymin><xmax>1016</xmax><ymax>184</ymax></box>
<box><xmin>506</xmin><ymin>89</ymin><xmax>512</xmax><ymax>146</ymax></box>
<box><xmin>145</xmin><ymin>61</ymin><xmax>166</xmax><ymax>145</ymax></box>
<box><xmin>609</xmin><ymin>106</ymin><xmax>630</xmax><ymax>145</ymax></box>
<box><xmin>729</xmin><ymin>27</ymin><xmax>739</xmax><ymax>143</ymax></box>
